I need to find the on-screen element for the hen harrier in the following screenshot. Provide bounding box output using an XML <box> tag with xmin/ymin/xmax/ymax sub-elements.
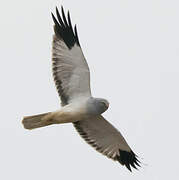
<box><xmin>22</xmin><ymin>6</ymin><xmax>140</xmax><ymax>171</ymax></box>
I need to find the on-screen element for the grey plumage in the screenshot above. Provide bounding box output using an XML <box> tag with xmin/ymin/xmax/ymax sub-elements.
<box><xmin>86</xmin><ymin>98</ymin><xmax>109</xmax><ymax>115</ymax></box>
<box><xmin>22</xmin><ymin>6</ymin><xmax>140</xmax><ymax>172</ymax></box>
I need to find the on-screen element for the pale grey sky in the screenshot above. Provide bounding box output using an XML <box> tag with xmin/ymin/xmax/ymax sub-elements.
<box><xmin>0</xmin><ymin>0</ymin><xmax>179</xmax><ymax>179</ymax></box>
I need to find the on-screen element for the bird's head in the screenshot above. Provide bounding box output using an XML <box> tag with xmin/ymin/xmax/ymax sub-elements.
<box><xmin>98</xmin><ymin>98</ymin><xmax>109</xmax><ymax>110</ymax></box>
<box><xmin>87</xmin><ymin>97</ymin><xmax>109</xmax><ymax>115</ymax></box>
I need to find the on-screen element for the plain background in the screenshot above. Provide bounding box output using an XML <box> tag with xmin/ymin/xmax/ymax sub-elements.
<box><xmin>0</xmin><ymin>0</ymin><xmax>179</xmax><ymax>179</ymax></box>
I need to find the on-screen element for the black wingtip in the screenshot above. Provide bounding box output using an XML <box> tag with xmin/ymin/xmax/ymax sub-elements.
<box><xmin>52</xmin><ymin>6</ymin><xmax>80</xmax><ymax>49</ymax></box>
<box><xmin>117</xmin><ymin>150</ymin><xmax>141</xmax><ymax>172</ymax></box>
<box><xmin>51</xmin><ymin>12</ymin><xmax>58</xmax><ymax>25</ymax></box>
<box><xmin>74</xmin><ymin>25</ymin><xmax>80</xmax><ymax>46</ymax></box>
<box><xmin>61</xmin><ymin>5</ymin><xmax>64</xmax><ymax>12</ymax></box>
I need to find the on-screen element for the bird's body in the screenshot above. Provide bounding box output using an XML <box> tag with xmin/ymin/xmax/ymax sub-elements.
<box><xmin>22</xmin><ymin>6</ymin><xmax>140</xmax><ymax>171</ymax></box>
<box><xmin>46</xmin><ymin>97</ymin><xmax>91</xmax><ymax>123</ymax></box>
<box><xmin>23</xmin><ymin>97</ymin><xmax>109</xmax><ymax>128</ymax></box>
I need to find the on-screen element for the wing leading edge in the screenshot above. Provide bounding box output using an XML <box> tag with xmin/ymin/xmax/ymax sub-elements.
<box><xmin>52</xmin><ymin>7</ymin><xmax>91</xmax><ymax>106</ymax></box>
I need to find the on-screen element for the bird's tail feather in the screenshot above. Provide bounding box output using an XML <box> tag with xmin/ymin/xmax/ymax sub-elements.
<box><xmin>22</xmin><ymin>112</ymin><xmax>54</xmax><ymax>130</ymax></box>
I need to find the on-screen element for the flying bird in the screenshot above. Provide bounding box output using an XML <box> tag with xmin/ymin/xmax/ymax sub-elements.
<box><xmin>22</xmin><ymin>6</ymin><xmax>140</xmax><ymax>171</ymax></box>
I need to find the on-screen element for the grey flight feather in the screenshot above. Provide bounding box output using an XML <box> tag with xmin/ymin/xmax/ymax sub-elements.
<box><xmin>52</xmin><ymin>7</ymin><xmax>91</xmax><ymax>106</ymax></box>
<box><xmin>73</xmin><ymin>115</ymin><xmax>140</xmax><ymax>171</ymax></box>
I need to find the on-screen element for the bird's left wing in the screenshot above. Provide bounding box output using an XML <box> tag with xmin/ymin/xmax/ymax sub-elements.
<box><xmin>52</xmin><ymin>7</ymin><xmax>91</xmax><ymax>106</ymax></box>
<box><xmin>73</xmin><ymin>115</ymin><xmax>140</xmax><ymax>171</ymax></box>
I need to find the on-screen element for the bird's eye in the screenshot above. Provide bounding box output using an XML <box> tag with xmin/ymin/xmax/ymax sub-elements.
<box><xmin>101</xmin><ymin>102</ymin><xmax>107</xmax><ymax>107</ymax></box>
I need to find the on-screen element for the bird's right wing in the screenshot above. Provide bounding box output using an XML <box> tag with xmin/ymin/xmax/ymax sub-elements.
<box><xmin>73</xmin><ymin>115</ymin><xmax>140</xmax><ymax>171</ymax></box>
<box><xmin>52</xmin><ymin>7</ymin><xmax>91</xmax><ymax>106</ymax></box>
